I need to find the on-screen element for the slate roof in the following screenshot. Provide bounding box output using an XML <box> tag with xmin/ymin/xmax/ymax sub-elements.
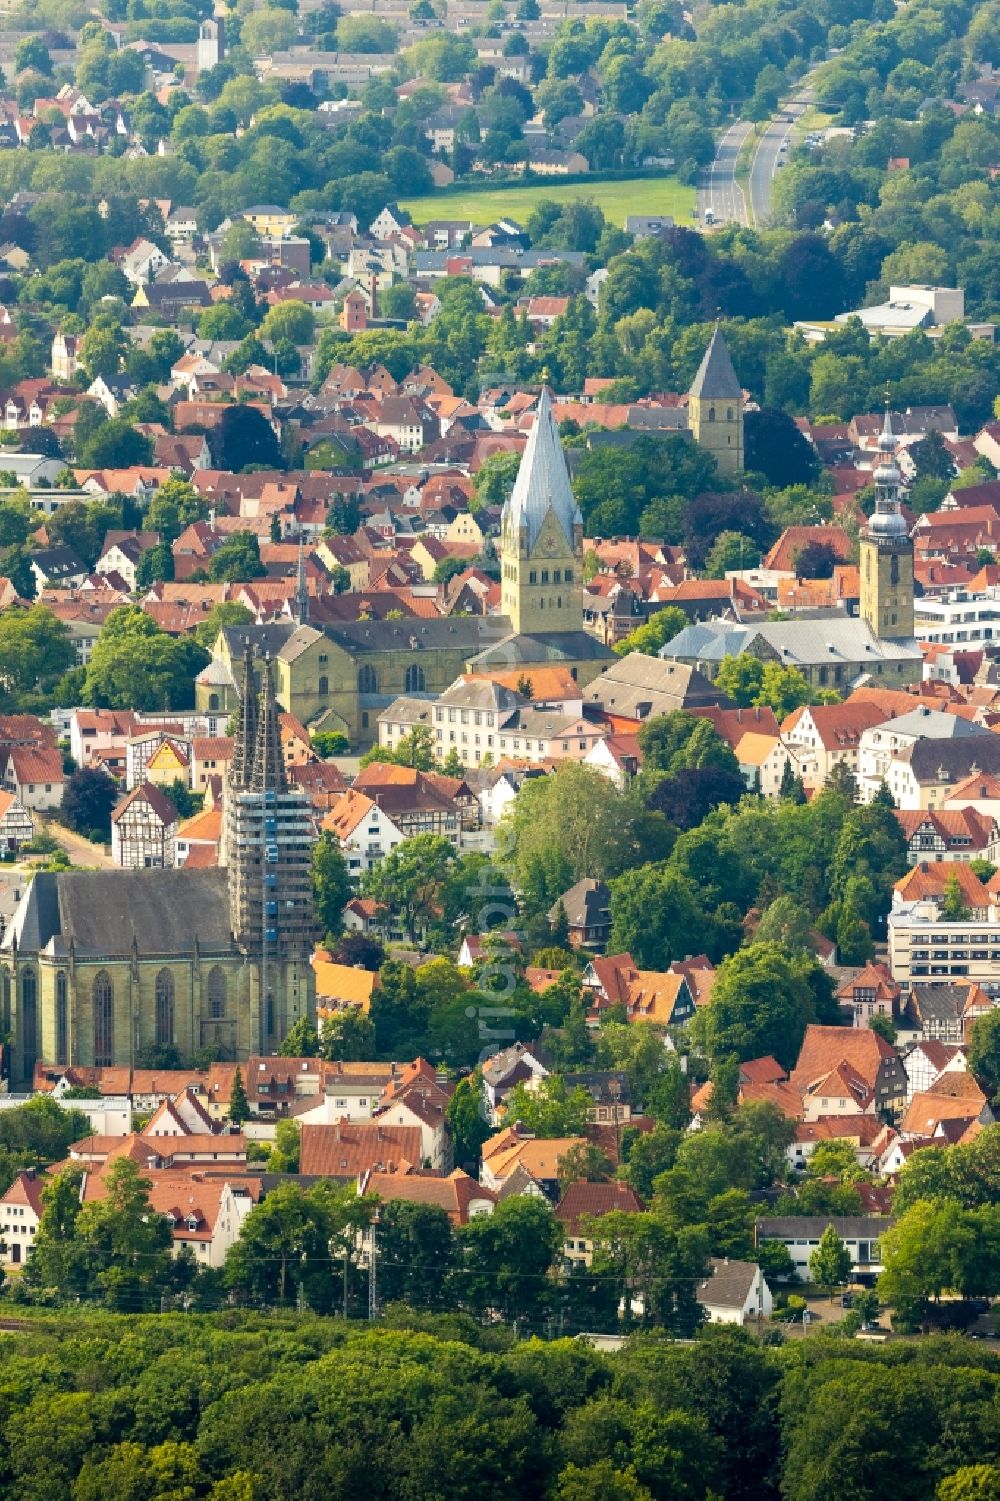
<box><xmin>696</xmin><ymin>1256</ymin><xmax>761</xmax><ymax>1311</ymax></box>
<box><xmin>689</xmin><ymin>327</ymin><xmax>742</xmax><ymax>401</ymax></box>
<box><xmin>1</xmin><ymin>868</ymin><xmax>235</xmax><ymax>958</ymax></box>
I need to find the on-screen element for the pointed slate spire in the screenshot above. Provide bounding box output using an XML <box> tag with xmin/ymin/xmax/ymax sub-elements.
<box><xmin>689</xmin><ymin>326</ymin><xmax>742</xmax><ymax>401</ymax></box>
<box><xmin>501</xmin><ymin>387</ymin><xmax>582</xmax><ymax>554</ymax></box>
<box><xmin>250</xmin><ymin>655</ymin><xmax>287</xmax><ymax>794</ymax></box>
<box><xmin>230</xmin><ymin>638</ymin><xmax>258</xmax><ymax>789</ymax></box>
<box><xmin>294</xmin><ymin>536</ymin><xmax>309</xmax><ymax>626</ymax></box>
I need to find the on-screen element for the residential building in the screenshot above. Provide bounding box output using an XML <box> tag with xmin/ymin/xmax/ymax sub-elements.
<box><xmin>755</xmin><ymin>1215</ymin><xmax>893</xmax><ymax>1282</ymax></box>
<box><xmin>1</xmin><ymin>745</ymin><xmax>65</xmax><ymax>811</ymax></box>
<box><xmin>895</xmin><ymin>808</ymin><xmax>996</xmax><ymax>864</ymax></box>
<box><xmin>549</xmin><ymin>879</ymin><xmax>611</xmax><ymax>951</ymax></box>
<box><xmin>903</xmin><ymin>981</ymin><xmax>995</xmax><ymax>1043</ymax></box>
<box><xmin>0</xmin><ymin>791</ymin><xmax>33</xmax><ymax>853</ymax></box>
<box><xmin>556</xmin><ymin>1180</ymin><xmax>644</xmax><ymax>1268</ymax></box>
<box><xmin>695</xmin><ymin>1257</ymin><xmax>773</xmax><ymax>1325</ymax></box>
<box><xmin>321</xmin><ymin>790</ymin><xmax>405</xmax><ymax>875</ymax></box>
<box><xmin>780</xmin><ymin>701</ymin><xmax>891</xmax><ymax>790</ymax></box>
<box><xmin>110</xmin><ymin>781</ymin><xmax>179</xmax><ymax>869</ymax></box>
<box><xmin>0</xmin><ymin>1167</ymin><xmax>43</xmax><ymax>1268</ymax></box>
<box><xmin>835</xmin><ymin>962</ymin><xmax>900</xmax><ymax>1028</ymax></box>
<box><xmin>857</xmin><ymin>705</ymin><xmax>991</xmax><ymax>802</ymax></box>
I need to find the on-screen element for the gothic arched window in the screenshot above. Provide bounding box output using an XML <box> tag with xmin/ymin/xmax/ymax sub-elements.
<box><xmin>55</xmin><ymin>971</ymin><xmax>68</xmax><ymax>1062</ymax></box>
<box><xmin>155</xmin><ymin>969</ymin><xmax>174</xmax><ymax>1047</ymax></box>
<box><xmin>404</xmin><ymin>664</ymin><xmax>425</xmax><ymax>693</ymax></box>
<box><xmin>93</xmin><ymin>970</ymin><xmax>113</xmax><ymax>1067</ymax></box>
<box><xmin>358</xmin><ymin>665</ymin><xmax>378</xmax><ymax>694</ymax></box>
<box><xmin>708</xmin><ymin>406</ymin><xmax>716</xmax><ymax>422</ymax></box>
<box><xmin>208</xmin><ymin>966</ymin><xmax>226</xmax><ymax>1020</ymax></box>
<box><xmin>20</xmin><ymin>968</ymin><xmax>36</xmax><ymax>1072</ymax></box>
<box><xmin>318</xmin><ymin>675</ymin><xmax>329</xmax><ymax>697</ymax></box>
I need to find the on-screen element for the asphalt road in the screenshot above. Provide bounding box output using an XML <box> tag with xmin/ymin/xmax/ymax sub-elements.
<box><xmin>696</xmin><ymin>76</ymin><xmax>820</xmax><ymax>231</ymax></box>
<box><xmin>696</xmin><ymin>120</ymin><xmax>752</xmax><ymax>227</ymax></box>
<box><xmin>747</xmin><ymin>89</ymin><xmax>815</xmax><ymax>228</ymax></box>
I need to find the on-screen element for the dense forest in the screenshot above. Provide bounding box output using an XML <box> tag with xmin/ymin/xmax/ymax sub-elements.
<box><xmin>0</xmin><ymin>1313</ymin><xmax>996</xmax><ymax>1501</ymax></box>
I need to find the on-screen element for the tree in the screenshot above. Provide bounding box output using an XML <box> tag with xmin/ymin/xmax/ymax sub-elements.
<box><xmin>84</xmin><ymin>607</ymin><xmax>208</xmax><ymax>712</ymax></box>
<box><xmin>793</xmin><ymin>540</ymin><xmax>842</xmax><ymax>579</ymax></box>
<box><xmin>375</xmin><ymin>1200</ymin><xmax>455</xmax><ymax>1311</ymax></box>
<box><xmin>193</xmin><ymin>601</ymin><xmax>254</xmax><ymax>651</ymax></box>
<box><xmin>938</xmin><ymin>1469</ymin><xmax>1000</xmax><ymax>1501</ymax></box>
<box><xmin>638</xmin><ymin>711</ymin><xmax>740</xmax><ymax>776</ymax></box>
<box><xmin>968</xmin><ymin>1009</ymin><xmax>1000</xmax><ymax>1102</ymax></box>
<box><xmin>75</xmin><ymin>1156</ymin><xmax>174</xmax><ymax>1311</ymax></box>
<box><xmin>911</xmin><ymin>430</ymin><xmax>955</xmax><ymax>483</ymax></box>
<box><xmin>279</xmin><ymin>1018</ymin><xmax>320</xmax><ymax>1058</ymax></box>
<box><xmin>505</xmin><ymin>1075</ymin><xmax>593</xmax><ymax>1136</ymax></box>
<box><xmin>225</xmin><ymin>1179</ymin><xmax>374</xmax><ymax>1311</ymax></box>
<box><xmin>612</xmin><ymin>605</ymin><xmax>688</xmax><ymax>657</ymax></box>
<box><xmin>260</xmin><ymin>300</ymin><xmax>316</xmax><ymax>347</ymax></box>
<box><xmin>0</xmin><ymin>604</ymin><xmax>74</xmax><ymax>701</ymax></box>
<box><xmin>693</xmin><ymin>943</ymin><xmax>834</xmax><ymax>1070</ymax></box>
<box><xmin>941</xmin><ymin>869</ymin><xmax>971</xmax><ymax>920</ymax></box>
<box><xmin>241</xmin><ymin>7</ymin><xmax>297</xmax><ymax>53</ymax></box>
<box><xmin>877</xmin><ymin>1199</ymin><xmax>971</xmax><ymax>1326</ymax></box>
<box><xmin>458</xmin><ymin>1193</ymin><xmax>560</xmax><ymax>1328</ymax></box>
<box><xmin>362</xmin><ymin>833</ymin><xmax>454</xmax><ymax>944</ymax></box>
<box><xmin>134</xmin><ymin>543</ymin><xmax>174</xmax><ymax>589</ymax></box>
<box><xmin>471</xmin><ymin>450</ymin><xmax>521</xmax><ymax>513</ymax></box>
<box><xmin>497</xmin><ymin>762</ymin><xmax>660</xmax><ymax>910</ymax></box>
<box><xmin>61</xmin><ymin>766</ymin><xmax>117</xmax><ymax>838</ymax></box>
<box><xmin>145</xmin><ymin>477</ymin><xmax>209</xmax><ymax>542</ymax></box>
<box><xmin>705</xmin><ymin>531</ymin><xmax>761</xmax><ymax>578</ymax></box>
<box><xmin>208</xmin><ymin>405</ymin><xmax>284</xmax><ymax>472</ymax></box>
<box><xmin>14</xmin><ymin>36</ymin><xmax>52</xmax><ymax>75</ymax></box>
<box><xmin>868</xmin><ymin>1010</ymin><xmax>897</xmax><ymax>1045</ymax></box>
<box><xmin>268</xmin><ymin>1119</ymin><xmax>301</xmax><ymax>1174</ymax></box>
<box><xmin>808</xmin><ymin>1223</ymin><xmax>851</xmax><ymax>1299</ymax></box>
<box><xmin>79</xmin><ymin>419</ymin><xmax>152</xmax><ymax>470</ymax></box>
<box><xmin>321</xmin><ymin>1007</ymin><xmax>376</xmax><ymax>1061</ymax></box>
<box><xmin>208</xmin><ymin>531</ymin><xmax>266</xmax><ymax>583</ymax></box>
<box><xmin>447</xmin><ymin>1072</ymin><xmax>491</xmax><ymax>1168</ymax></box>
<box><xmin>21</xmin><ymin>1167</ymin><xmax>87</xmax><ymax>1298</ymax></box>
<box><xmin>229</xmin><ymin>1068</ymin><xmax>250</xmax><ymax>1125</ymax></box>
<box><xmin>744</xmin><ymin>408</ymin><xmax>820</xmax><ymax>488</ymax></box>
<box><xmin>312</xmin><ymin>831</ymin><xmax>351</xmax><ymax>940</ymax></box>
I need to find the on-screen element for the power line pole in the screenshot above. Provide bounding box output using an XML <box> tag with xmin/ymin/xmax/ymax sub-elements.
<box><xmin>368</xmin><ymin>1216</ymin><xmax>377</xmax><ymax>1321</ymax></box>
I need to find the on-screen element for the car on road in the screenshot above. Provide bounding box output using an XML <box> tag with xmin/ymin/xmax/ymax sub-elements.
<box><xmin>703</xmin><ymin>208</ymin><xmax>715</xmax><ymax>224</ymax></box>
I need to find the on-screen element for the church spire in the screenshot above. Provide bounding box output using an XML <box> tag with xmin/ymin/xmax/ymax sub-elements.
<box><xmin>230</xmin><ymin>639</ymin><xmax>258</xmax><ymax>789</ymax></box>
<box><xmin>250</xmin><ymin>655</ymin><xmax>287</xmax><ymax>794</ymax></box>
<box><xmin>294</xmin><ymin>536</ymin><xmax>309</xmax><ymax>626</ymax></box>
<box><xmin>501</xmin><ymin>387</ymin><xmax>582</xmax><ymax>554</ymax></box>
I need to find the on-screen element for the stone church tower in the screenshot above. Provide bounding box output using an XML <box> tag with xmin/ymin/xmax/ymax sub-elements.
<box><xmin>500</xmin><ymin>388</ymin><xmax>584</xmax><ymax>634</ymax></box>
<box><xmin>223</xmin><ymin>643</ymin><xmax>316</xmax><ymax>1052</ymax></box>
<box><xmin>860</xmin><ymin>408</ymin><xmax>914</xmax><ymax>640</ymax></box>
<box><xmin>687</xmin><ymin>327</ymin><xmax>744</xmax><ymax>476</ymax></box>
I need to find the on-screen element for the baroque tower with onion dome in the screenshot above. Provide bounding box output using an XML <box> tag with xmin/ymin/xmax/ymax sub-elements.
<box><xmin>860</xmin><ymin>406</ymin><xmax>914</xmax><ymax>641</ymax></box>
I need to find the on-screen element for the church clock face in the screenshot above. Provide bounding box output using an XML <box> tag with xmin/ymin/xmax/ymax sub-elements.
<box><xmin>542</xmin><ymin>534</ymin><xmax>558</xmax><ymax>555</ymax></box>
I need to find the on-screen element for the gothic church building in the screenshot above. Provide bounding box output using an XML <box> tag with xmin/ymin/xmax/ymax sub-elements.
<box><xmin>0</xmin><ymin>657</ymin><xmax>316</xmax><ymax>1088</ymax></box>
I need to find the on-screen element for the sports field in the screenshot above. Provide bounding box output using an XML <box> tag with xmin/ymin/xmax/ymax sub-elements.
<box><xmin>400</xmin><ymin>175</ymin><xmax>696</xmax><ymax>229</ymax></box>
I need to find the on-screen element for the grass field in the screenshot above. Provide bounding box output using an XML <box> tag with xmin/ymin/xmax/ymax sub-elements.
<box><xmin>399</xmin><ymin>175</ymin><xmax>696</xmax><ymax>229</ymax></box>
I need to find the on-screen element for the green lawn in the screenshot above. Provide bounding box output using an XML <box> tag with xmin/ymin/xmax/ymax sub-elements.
<box><xmin>400</xmin><ymin>175</ymin><xmax>696</xmax><ymax>229</ymax></box>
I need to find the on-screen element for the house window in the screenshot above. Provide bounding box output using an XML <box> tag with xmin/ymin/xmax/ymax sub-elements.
<box><xmin>155</xmin><ymin>969</ymin><xmax>174</xmax><ymax>1047</ymax></box>
<box><xmin>200</xmin><ymin>964</ymin><xmax>228</xmax><ymax>1025</ymax></box>
<box><xmin>55</xmin><ymin>970</ymin><xmax>68</xmax><ymax>1062</ymax></box>
<box><xmin>93</xmin><ymin>970</ymin><xmax>114</xmax><ymax>1068</ymax></box>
